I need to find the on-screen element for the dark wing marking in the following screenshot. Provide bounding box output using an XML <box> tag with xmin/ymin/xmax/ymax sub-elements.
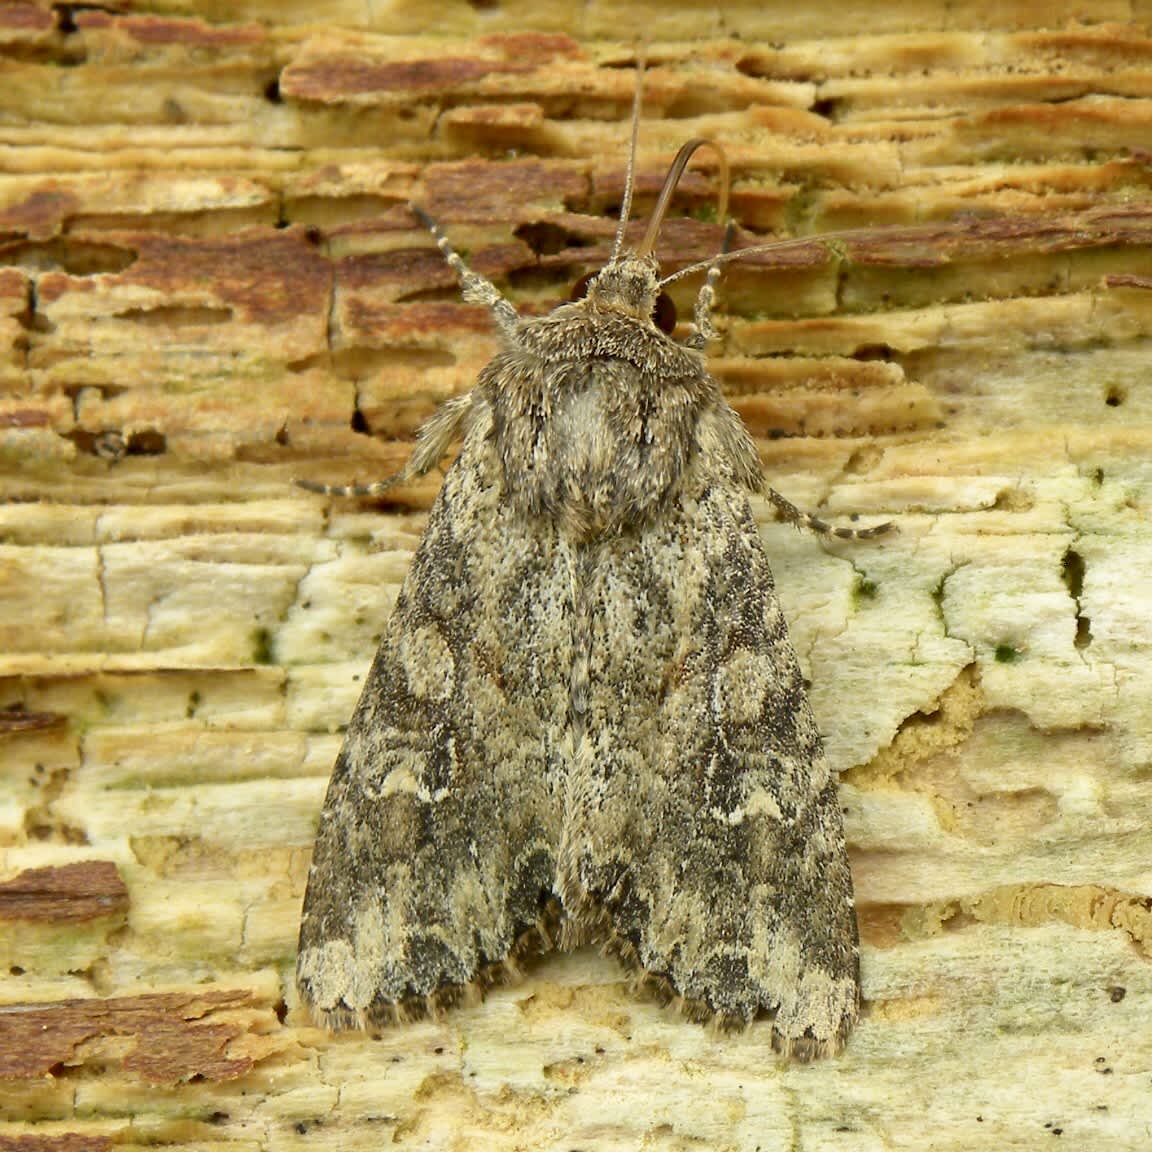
<box><xmin>297</xmin><ymin>414</ymin><xmax>573</xmax><ymax>1027</ymax></box>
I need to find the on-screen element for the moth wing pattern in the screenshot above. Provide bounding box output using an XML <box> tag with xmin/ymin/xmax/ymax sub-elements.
<box><xmin>297</xmin><ymin>405</ymin><xmax>572</xmax><ymax>1025</ymax></box>
<box><xmin>565</xmin><ymin>446</ymin><xmax>859</xmax><ymax>1059</ymax></box>
<box><xmin>297</xmin><ymin>106</ymin><xmax>874</xmax><ymax>1057</ymax></box>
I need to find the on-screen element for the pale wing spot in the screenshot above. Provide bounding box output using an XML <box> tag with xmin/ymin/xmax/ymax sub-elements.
<box><xmin>749</xmin><ymin>915</ymin><xmax>803</xmax><ymax>998</ymax></box>
<box><xmin>716</xmin><ymin>647</ymin><xmax>775</xmax><ymax>727</ymax></box>
<box><xmin>349</xmin><ymin>901</ymin><xmax>391</xmax><ymax>1009</ymax></box>
<box><xmin>348</xmin><ymin>880</ymin><xmax>411</xmax><ymax>1006</ymax></box>
<box><xmin>773</xmin><ymin>968</ymin><xmax>858</xmax><ymax>1046</ymax></box>
<box><xmin>744</xmin><ymin>787</ymin><xmax>783</xmax><ymax>822</ymax></box>
<box><xmin>379</xmin><ymin>766</ymin><xmax>421</xmax><ymax>797</ymax></box>
<box><xmin>400</xmin><ymin>625</ymin><xmax>455</xmax><ymax>701</ymax></box>
<box><xmin>708</xmin><ymin>805</ymin><xmax>745</xmax><ymax>825</ymax></box>
<box><xmin>298</xmin><ymin>939</ymin><xmax>356</xmax><ymax>1012</ymax></box>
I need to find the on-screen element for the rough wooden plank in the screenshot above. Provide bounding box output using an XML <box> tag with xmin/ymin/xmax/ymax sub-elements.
<box><xmin>0</xmin><ymin>6</ymin><xmax>1150</xmax><ymax>1151</ymax></box>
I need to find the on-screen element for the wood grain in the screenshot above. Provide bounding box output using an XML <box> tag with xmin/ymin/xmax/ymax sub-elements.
<box><xmin>1</xmin><ymin>5</ymin><xmax>1150</xmax><ymax>1149</ymax></box>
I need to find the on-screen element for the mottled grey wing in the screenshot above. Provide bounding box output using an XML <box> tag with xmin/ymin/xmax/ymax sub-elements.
<box><xmin>569</xmin><ymin>472</ymin><xmax>859</xmax><ymax>1060</ymax></box>
<box><xmin>297</xmin><ymin>428</ymin><xmax>572</xmax><ymax>1028</ymax></box>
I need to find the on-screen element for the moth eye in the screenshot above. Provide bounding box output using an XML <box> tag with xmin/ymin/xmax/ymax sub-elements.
<box><xmin>653</xmin><ymin>291</ymin><xmax>677</xmax><ymax>334</ymax></box>
<box><xmin>570</xmin><ymin>272</ymin><xmax>595</xmax><ymax>302</ymax></box>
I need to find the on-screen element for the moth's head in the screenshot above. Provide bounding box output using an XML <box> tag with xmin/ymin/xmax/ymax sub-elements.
<box><xmin>570</xmin><ymin>253</ymin><xmax>678</xmax><ymax>335</ymax></box>
<box><xmin>573</xmin><ymin>133</ymin><xmax>728</xmax><ymax>339</ymax></box>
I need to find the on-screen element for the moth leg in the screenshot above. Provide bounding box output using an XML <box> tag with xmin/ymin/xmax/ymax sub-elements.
<box><xmin>297</xmin><ymin>206</ymin><xmax>510</xmax><ymax>501</ymax></box>
<box><xmin>682</xmin><ymin>263</ymin><xmax>722</xmax><ymax>350</ymax></box>
<box><xmin>684</xmin><ymin>221</ymin><xmax>735</xmax><ymax>351</ymax></box>
<box><xmin>300</xmin><ymin>200</ymin><xmax>518</xmax><ymax>500</ymax></box>
<box><xmin>296</xmin><ymin>391</ymin><xmax>477</xmax><ymax>498</ymax></box>
<box><xmin>295</xmin><ymin>477</ymin><xmax>403</xmax><ymax>499</ymax></box>
<box><xmin>409</xmin><ymin>202</ymin><xmax>521</xmax><ymax>343</ymax></box>
<box><xmin>765</xmin><ymin>486</ymin><xmax>893</xmax><ymax>540</ymax></box>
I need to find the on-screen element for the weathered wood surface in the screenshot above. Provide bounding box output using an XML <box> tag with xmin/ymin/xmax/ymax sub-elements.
<box><xmin>1</xmin><ymin>4</ymin><xmax>1150</xmax><ymax>1149</ymax></box>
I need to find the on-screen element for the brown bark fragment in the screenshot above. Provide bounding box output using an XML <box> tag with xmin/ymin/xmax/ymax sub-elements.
<box><xmin>0</xmin><ymin>412</ymin><xmax>51</xmax><ymax>429</ymax></box>
<box><xmin>75</xmin><ymin>12</ymin><xmax>267</xmax><ymax>50</ymax></box>
<box><xmin>842</xmin><ymin>208</ymin><xmax>1152</xmax><ymax>265</ymax></box>
<box><xmin>0</xmin><ymin>6</ymin><xmax>53</xmax><ymax>36</ymax></box>
<box><xmin>285</xmin><ymin>54</ymin><xmax>532</xmax><ymax>102</ymax></box>
<box><xmin>340</xmin><ymin>300</ymin><xmax>495</xmax><ymax>347</ymax></box>
<box><xmin>0</xmin><ymin>1136</ymin><xmax>112</xmax><ymax>1152</ymax></box>
<box><xmin>36</xmin><ymin>228</ymin><xmax>331</xmax><ymax>333</ymax></box>
<box><xmin>0</xmin><ymin>861</ymin><xmax>127</xmax><ymax>922</ymax></box>
<box><xmin>477</xmin><ymin>33</ymin><xmax>584</xmax><ymax>63</ymax></box>
<box><xmin>423</xmin><ymin>158</ymin><xmax>587</xmax><ymax>221</ymax></box>
<box><xmin>0</xmin><ymin>989</ymin><xmax>260</xmax><ymax>1084</ymax></box>
<box><xmin>0</xmin><ymin>188</ymin><xmax>81</xmax><ymax>243</ymax></box>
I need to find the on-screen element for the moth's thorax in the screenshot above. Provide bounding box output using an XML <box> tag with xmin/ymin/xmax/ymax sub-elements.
<box><xmin>477</xmin><ymin>279</ymin><xmax>757</xmax><ymax>540</ymax></box>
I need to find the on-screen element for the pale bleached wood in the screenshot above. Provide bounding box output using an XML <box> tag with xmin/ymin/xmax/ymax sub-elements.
<box><xmin>0</xmin><ymin>5</ymin><xmax>1150</xmax><ymax>1150</ymax></box>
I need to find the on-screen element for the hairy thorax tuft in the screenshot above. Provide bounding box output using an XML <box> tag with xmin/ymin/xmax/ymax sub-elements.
<box><xmin>479</xmin><ymin>306</ymin><xmax>757</xmax><ymax>539</ymax></box>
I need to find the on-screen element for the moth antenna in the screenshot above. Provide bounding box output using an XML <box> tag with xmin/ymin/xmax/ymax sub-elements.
<box><xmin>658</xmin><ymin>231</ymin><xmax>862</xmax><ymax>288</ymax></box>
<box><xmin>611</xmin><ymin>45</ymin><xmax>648</xmax><ymax>262</ymax></box>
<box><xmin>636</xmin><ymin>137</ymin><xmax>730</xmax><ymax>259</ymax></box>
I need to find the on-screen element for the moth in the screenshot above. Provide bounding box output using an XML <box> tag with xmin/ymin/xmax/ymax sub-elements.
<box><xmin>296</xmin><ymin>72</ymin><xmax>887</xmax><ymax>1061</ymax></box>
